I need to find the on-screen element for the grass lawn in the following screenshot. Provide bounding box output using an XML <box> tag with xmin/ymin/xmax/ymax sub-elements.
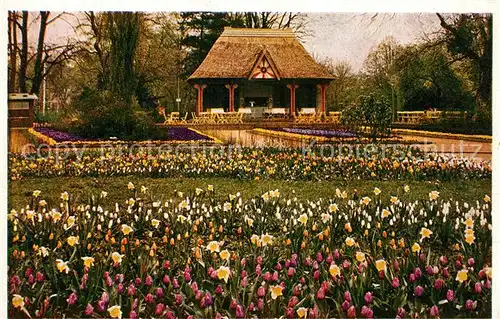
<box><xmin>9</xmin><ymin>176</ymin><xmax>491</xmax><ymax>209</ymax></box>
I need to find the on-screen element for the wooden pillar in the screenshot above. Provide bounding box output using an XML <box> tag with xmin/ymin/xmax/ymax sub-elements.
<box><xmin>225</xmin><ymin>83</ymin><xmax>238</xmax><ymax>112</ymax></box>
<box><xmin>318</xmin><ymin>83</ymin><xmax>328</xmax><ymax>113</ymax></box>
<box><xmin>286</xmin><ymin>83</ymin><xmax>299</xmax><ymax>115</ymax></box>
<box><xmin>194</xmin><ymin>84</ymin><xmax>207</xmax><ymax>115</ymax></box>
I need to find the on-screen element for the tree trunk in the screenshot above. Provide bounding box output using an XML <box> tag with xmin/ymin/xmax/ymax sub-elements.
<box><xmin>31</xmin><ymin>11</ymin><xmax>50</xmax><ymax>95</ymax></box>
<box><xmin>18</xmin><ymin>11</ymin><xmax>28</xmax><ymax>93</ymax></box>
<box><xmin>8</xmin><ymin>11</ymin><xmax>18</xmax><ymax>92</ymax></box>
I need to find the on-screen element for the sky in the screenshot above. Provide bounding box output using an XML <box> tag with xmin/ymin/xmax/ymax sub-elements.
<box><xmin>35</xmin><ymin>12</ymin><xmax>441</xmax><ymax>73</ymax></box>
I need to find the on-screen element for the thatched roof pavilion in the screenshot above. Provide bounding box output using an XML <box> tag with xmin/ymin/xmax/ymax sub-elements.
<box><xmin>189</xmin><ymin>27</ymin><xmax>334</xmax><ymax>116</ymax></box>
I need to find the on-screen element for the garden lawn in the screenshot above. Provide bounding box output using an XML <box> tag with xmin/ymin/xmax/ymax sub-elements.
<box><xmin>9</xmin><ymin>176</ymin><xmax>491</xmax><ymax>209</ymax></box>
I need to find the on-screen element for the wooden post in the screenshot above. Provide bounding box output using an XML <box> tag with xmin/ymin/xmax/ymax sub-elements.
<box><xmin>318</xmin><ymin>83</ymin><xmax>328</xmax><ymax>114</ymax></box>
<box><xmin>287</xmin><ymin>83</ymin><xmax>299</xmax><ymax>115</ymax></box>
<box><xmin>194</xmin><ymin>84</ymin><xmax>207</xmax><ymax>115</ymax></box>
<box><xmin>225</xmin><ymin>83</ymin><xmax>238</xmax><ymax>112</ymax></box>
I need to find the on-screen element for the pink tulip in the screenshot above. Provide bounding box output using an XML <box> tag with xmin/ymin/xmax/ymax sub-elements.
<box><xmin>293</xmin><ymin>285</ymin><xmax>302</xmax><ymax>296</ymax></box>
<box><xmin>257</xmin><ymin>298</ymin><xmax>264</xmax><ymax>311</ymax></box>
<box><xmin>299</xmin><ymin>276</ymin><xmax>306</xmax><ymax>284</ymax></box>
<box><xmin>465</xmin><ymin>299</ymin><xmax>475</xmax><ymax>311</ymax></box>
<box><xmin>342</xmin><ymin>300</ymin><xmax>351</xmax><ymax>311</ymax></box>
<box><xmin>326</xmin><ymin>254</ymin><xmax>333</xmax><ymax>264</ymax></box>
<box><xmin>175</xmin><ymin>293</ymin><xmax>183</xmax><ymax>305</ymax></box>
<box><xmin>166</xmin><ymin>310</ymin><xmax>175</xmax><ymax>319</ymax></box>
<box><xmin>84</xmin><ymin>303</ymin><xmax>94</xmax><ymax>315</ymax></box>
<box><xmin>65</xmin><ymin>292</ymin><xmax>76</xmax><ymax>307</ymax></box>
<box><xmin>316</xmin><ymin>286</ymin><xmax>326</xmax><ymax>300</ymax></box>
<box><xmin>414</xmin><ymin>267</ymin><xmax>422</xmax><ymax>279</ymax></box>
<box><xmin>392</xmin><ymin>277</ymin><xmax>400</xmax><ymax>288</ymax></box>
<box><xmin>409</xmin><ymin>273</ymin><xmax>416</xmax><ymax>283</ymax></box>
<box><xmin>474</xmin><ymin>282</ymin><xmax>482</xmax><ymax>294</ymax></box>
<box><xmin>163</xmin><ymin>260</ymin><xmax>171</xmax><ymax>269</ymax></box>
<box><xmin>419</xmin><ymin>253</ymin><xmax>425</xmax><ymax>262</ymax></box>
<box><xmin>275</xmin><ymin>262</ymin><xmax>283</xmax><ymax>271</ymax></box>
<box><xmin>430</xmin><ymin>305</ymin><xmax>439</xmax><ymax>317</ymax></box>
<box><xmin>442</xmin><ymin>267</ymin><xmax>449</xmax><ymax>279</ymax></box>
<box><xmin>129</xmin><ymin>311</ymin><xmax>137</xmax><ymax>319</ymax></box>
<box><xmin>394</xmin><ymin>259</ymin><xmax>400</xmax><ymax>271</ymax></box>
<box><xmin>285</xmin><ymin>307</ymin><xmax>295</xmax><ymax>318</ymax></box>
<box><xmin>215</xmin><ymin>284</ymin><xmax>223</xmax><ymax>295</ymax></box>
<box><xmin>117</xmin><ymin>283</ymin><xmax>124</xmax><ymax>294</ymax></box>
<box><xmin>173</xmin><ymin>278</ymin><xmax>179</xmax><ymax>289</ymax></box>
<box><xmin>155</xmin><ymin>287</ymin><xmax>164</xmax><ymax>298</ymax></box>
<box><xmin>364</xmin><ymin>291</ymin><xmax>373</xmax><ymax>304</ymax></box>
<box><xmin>288</xmin><ymin>296</ymin><xmax>299</xmax><ymax>308</ymax></box>
<box><xmin>414</xmin><ymin>285</ymin><xmax>424</xmax><ymax>297</ymax></box>
<box><xmin>191</xmin><ymin>281</ymin><xmax>199</xmax><ymax>293</ymax></box>
<box><xmin>240</xmin><ymin>258</ymin><xmax>246</xmax><ymax>267</ymax></box>
<box><xmin>484</xmin><ymin>279</ymin><xmax>492</xmax><ymax>289</ymax></box>
<box><xmin>236</xmin><ymin>304</ymin><xmax>245</xmax><ymax>318</ymax></box>
<box><xmin>468</xmin><ymin>257</ymin><xmax>475</xmax><ymax>267</ymax></box>
<box><xmin>257</xmin><ymin>286</ymin><xmax>266</xmax><ymax>297</ymax></box>
<box><xmin>256</xmin><ymin>255</ymin><xmax>263</xmax><ymax>264</ymax></box>
<box><xmin>155</xmin><ymin>303</ymin><xmax>165</xmax><ymax>316</ymax></box>
<box><xmin>334</xmin><ymin>249</ymin><xmax>340</xmax><ymax>260</ymax></box>
<box><xmin>145</xmin><ymin>293</ymin><xmax>155</xmax><ymax>304</ymax></box>
<box><xmin>106</xmin><ymin>276</ymin><xmax>113</xmax><ymax>287</ymax></box>
<box><xmin>446</xmin><ymin>289</ymin><xmax>454</xmax><ymax>301</ymax></box>
<box><xmin>439</xmin><ymin>255</ymin><xmax>448</xmax><ymax>266</ymax></box>
<box><xmin>115</xmin><ymin>273</ymin><xmax>124</xmax><ymax>283</ymax></box>
<box><xmin>272</xmin><ymin>271</ymin><xmax>279</xmax><ymax>282</ymax></box>
<box><xmin>304</xmin><ymin>257</ymin><xmax>312</xmax><ymax>267</ymax></box>
<box><xmin>342</xmin><ymin>259</ymin><xmax>351</xmax><ymax>270</ymax></box>
<box><xmin>344</xmin><ymin>291</ymin><xmax>352</xmax><ymax>302</ymax></box>
<box><xmin>287</xmin><ymin>267</ymin><xmax>295</xmax><ymax>278</ymax></box>
<box><xmin>230</xmin><ymin>298</ymin><xmax>238</xmax><ymax>309</ymax></box>
<box><xmin>248</xmin><ymin>302</ymin><xmax>255</xmax><ymax>312</ymax></box>
<box><xmin>127</xmin><ymin>284</ymin><xmax>136</xmax><ymax>296</ymax></box>
<box><xmin>255</xmin><ymin>265</ymin><xmax>262</xmax><ymax>276</ymax></box>
<box><xmin>163</xmin><ymin>275</ymin><xmax>170</xmax><ymax>284</ymax></box>
<box><xmin>317</xmin><ymin>252</ymin><xmax>323</xmax><ymax>263</ymax></box>
<box><xmin>427</xmin><ymin>265</ymin><xmax>434</xmax><ymax>276</ymax></box>
<box><xmin>145</xmin><ymin>275</ymin><xmax>153</xmax><ymax>286</ymax></box>
<box><xmin>135</xmin><ymin>277</ymin><xmax>141</xmax><ymax>286</ymax></box>
<box><xmin>313</xmin><ymin>270</ymin><xmax>320</xmax><ymax>281</ymax></box>
<box><xmin>347</xmin><ymin>306</ymin><xmax>357</xmax><ymax>318</ymax></box>
<box><xmin>434</xmin><ymin>278</ymin><xmax>445</xmax><ymax>290</ymax></box>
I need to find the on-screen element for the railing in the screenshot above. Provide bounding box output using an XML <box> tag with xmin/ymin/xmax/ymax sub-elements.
<box><xmin>395</xmin><ymin>111</ymin><xmax>467</xmax><ymax>124</ymax></box>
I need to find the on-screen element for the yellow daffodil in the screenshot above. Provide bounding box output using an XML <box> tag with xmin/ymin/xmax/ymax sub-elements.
<box><xmin>33</xmin><ymin>190</ymin><xmax>41</xmax><ymax>197</ymax></box>
<box><xmin>12</xmin><ymin>295</ymin><xmax>24</xmax><ymax>308</ymax></box>
<box><xmin>456</xmin><ymin>269</ymin><xmax>468</xmax><ymax>283</ymax></box>
<box><xmin>141</xmin><ymin>186</ymin><xmax>147</xmax><ymax>193</ymax></box>
<box><xmin>355</xmin><ymin>252</ymin><xmax>365</xmax><ymax>262</ymax></box>
<box><xmin>195</xmin><ymin>188</ymin><xmax>203</xmax><ymax>195</ymax></box>
<box><xmin>50</xmin><ymin>210</ymin><xmax>62</xmax><ymax>223</ymax></box>
<box><xmin>67</xmin><ymin>236</ymin><xmax>79</xmax><ymax>247</ymax></box>
<box><xmin>373</xmin><ymin>187</ymin><xmax>381</xmax><ymax>196</ymax></box>
<box><xmin>298</xmin><ymin>213</ymin><xmax>308</xmax><ymax>225</ymax></box>
<box><xmin>250</xmin><ymin>234</ymin><xmax>261</xmax><ymax>245</ymax></box>
<box><xmin>82</xmin><ymin>256</ymin><xmax>95</xmax><ymax>268</ymax></box>
<box><xmin>56</xmin><ymin>259</ymin><xmax>70</xmax><ymax>274</ymax></box>
<box><xmin>329</xmin><ymin>264</ymin><xmax>341</xmax><ymax>278</ymax></box>
<box><xmin>206</xmin><ymin>241</ymin><xmax>220</xmax><ymax>253</ymax></box>
<box><xmin>345</xmin><ymin>237</ymin><xmax>356</xmax><ymax>247</ymax></box>
<box><xmin>217</xmin><ymin>266</ymin><xmax>230</xmax><ymax>283</ymax></box>
<box><xmin>321</xmin><ymin>213</ymin><xmax>332</xmax><ymax>223</ymax></box>
<box><xmin>465</xmin><ymin>233</ymin><xmax>475</xmax><ymax>245</ymax></box>
<box><xmin>219</xmin><ymin>249</ymin><xmax>230</xmax><ymax>261</ymax></box>
<box><xmin>328</xmin><ymin>203</ymin><xmax>338</xmax><ymax>213</ymax></box>
<box><xmin>67</xmin><ymin>216</ymin><xmax>76</xmax><ymax>228</ymax></box>
<box><xmin>151</xmin><ymin>219</ymin><xmax>160</xmax><ymax>228</ymax></box>
<box><xmin>111</xmin><ymin>252</ymin><xmax>124</xmax><ymax>264</ymax></box>
<box><xmin>121</xmin><ymin>224</ymin><xmax>133</xmax><ymax>235</ymax></box>
<box><xmin>270</xmin><ymin>285</ymin><xmax>283</xmax><ymax>299</ymax></box>
<box><xmin>60</xmin><ymin>191</ymin><xmax>69</xmax><ymax>201</ymax></box>
<box><xmin>177</xmin><ymin>215</ymin><xmax>187</xmax><ymax>223</ymax></box>
<box><xmin>404</xmin><ymin>185</ymin><xmax>410</xmax><ymax>193</ymax></box>
<box><xmin>464</xmin><ymin>218</ymin><xmax>474</xmax><ymax>229</ymax></box>
<box><xmin>207</xmin><ymin>185</ymin><xmax>214</xmax><ymax>191</ymax></box>
<box><xmin>429</xmin><ymin>191</ymin><xmax>440</xmax><ymax>201</ymax></box>
<box><xmin>261</xmin><ymin>234</ymin><xmax>273</xmax><ymax>246</ymax></box>
<box><xmin>127</xmin><ymin>182</ymin><xmax>135</xmax><ymax>190</ymax></box>
<box><xmin>297</xmin><ymin>307</ymin><xmax>308</xmax><ymax>318</ymax></box>
<box><xmin>390</xmin><ymin>196</ymin><xmax>399</xmax><ymax>204</ymax></box>
<box><xmin>361</xmin><ymin>197</ymin><xmax>371</xmax><ymax>205</ymax></box>
<box><xmin>420</xmin><ymin>227</ymin><xmax>433</xmax><ymax>241</ymax></box>
<box><xmin>484</xmin><ymin>195</ymin><xmax>490</xmax><ymax>203</ymax></box>
<box><xmin>375</xmin><ymin>259</ymin><xmax>387</xmax><ymax>272</ymax></box>
<box><xmin>108</xmin><ymin>305</ymin><xmax>122</xmax><ymax>319</ymax></box>
<box><xmin>484</xmin><ymin>267</ymin><xmax>492</xmax><ymax>279</ymax></box>
<box><xmin>381</xmin><ymin>209</ymin><xmax>391</xmax><ymax>219</ymax></box>
<box><xmin>412</xmin><ymin>242</ymin><xmax>421</xmax><ymax>253</ymax></box>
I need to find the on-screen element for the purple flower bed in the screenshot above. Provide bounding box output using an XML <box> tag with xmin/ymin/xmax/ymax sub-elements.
<box><xmin>35</xmin><ymin>127</ymin><xmax>91</xmax><ymax>142</ymax></box>
<box><xmin>167</xmin><ymin>127</ymin><xmax>211</xmax><ymax>141</ymax></box>
<box><xmin>34</xmin><ymin>127</ymin><xmax>212</xmax><ymax>142</ymax></box>
<box><xmin>276</xmin><ymin>128</ymin><xmax>357</xmax><ymax>138</ymax></box>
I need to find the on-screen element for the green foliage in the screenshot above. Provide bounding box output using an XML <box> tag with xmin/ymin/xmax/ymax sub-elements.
<box><xmin>342</xmin><ymin>94</ymin><xmax>392</xmax><ymax>140</ymax></box>
<box><xmin>69</xmin><ymin>88</ymin><xmax>163</xmax><ymax>140</ymax></box>
<box><xmin>397</xmin><ymin>45</ymin><xmax>475</xmax><ymax>111</ymax></box>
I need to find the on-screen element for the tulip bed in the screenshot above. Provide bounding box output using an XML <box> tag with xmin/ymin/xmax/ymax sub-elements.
<box><xmin>9</xmin><ymin>147</ymin><xmax>491</xmax><ymax>181</ymax></box>
<box><xmin>8</xmin><ymin>184</ymin><xmax>492</xmax><ymax>318</ymax></box>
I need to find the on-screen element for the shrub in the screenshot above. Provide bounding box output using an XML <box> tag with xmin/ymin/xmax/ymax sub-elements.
<box><xmin>69</xmin><ymin>88</ymin><xmax>161</xmax><ymax>140</ymax></box>
<box><xmin>342</xmin><ymin>94</ymin><xmax>392</xmax><ymax>141</ymax></box>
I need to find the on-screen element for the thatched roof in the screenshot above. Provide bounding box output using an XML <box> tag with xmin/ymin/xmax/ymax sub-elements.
<box><xmin>189</xmin><ymin>28</ymin><xmax>334</xmax><ymax>81</ymax></box>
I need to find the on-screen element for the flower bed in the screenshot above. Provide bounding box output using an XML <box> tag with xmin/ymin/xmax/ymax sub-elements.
<box><xmin>8</xmin><ymin>185</ymin><xmax>492</xmax><ymax>318</ymax></box>
<box><xmin>8</xmin><ymin>147</ymin><xmax>491</xmax><ymax>181</ymax></box>
<box><xmin>392</xmin><ymin>129</ymin><xmax>492</xmax><ymax>143</ymax></box>
<box><xmin>28</xmin><ymin>127</ymin><xmax>220</xmax><ymax>146</ymax></box>
<box><xmin>254</xmin><ymin>128</ymin><xmax>413</xmax><ymax>144</ymax></box>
